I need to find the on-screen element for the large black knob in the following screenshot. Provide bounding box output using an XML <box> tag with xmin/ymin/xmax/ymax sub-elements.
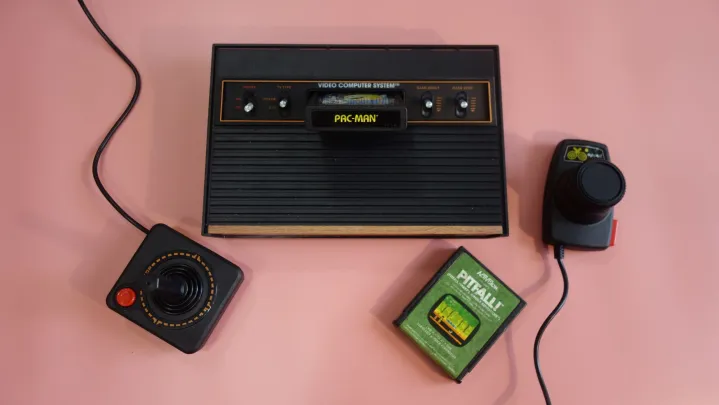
<box><xmin>555</xmin><ymin>160</ymin><xmax>626</xmax><ymax>224</ymax></box>
<box><xmin>148</xmin><ymin>264</ymin><xmax>204</xmax><ymax>315</ymax></box>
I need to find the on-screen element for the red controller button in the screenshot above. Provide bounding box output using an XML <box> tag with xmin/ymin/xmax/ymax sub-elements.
<box><xmin>115</xmin><ymin>288</ymin><xmax>136</xmax><ymax>307</ymax></box>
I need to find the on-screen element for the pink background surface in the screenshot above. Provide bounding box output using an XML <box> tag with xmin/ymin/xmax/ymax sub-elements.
<box><xmin>2</xmin><ymin>0</ymin><xmax>719</xmax><ymax>404</ymax></box>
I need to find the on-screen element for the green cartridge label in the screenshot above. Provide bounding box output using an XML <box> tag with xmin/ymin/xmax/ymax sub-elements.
<box><xmin>399</xmin><ymin>252</ymin><xmax>522</xmax><ymax>379</ymax></box>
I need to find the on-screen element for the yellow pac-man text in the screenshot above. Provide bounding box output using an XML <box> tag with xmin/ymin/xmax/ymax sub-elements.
<box><xmin>334</xmin><ymin>114</ymin><xmax>378</xmax><ymax>123</ymax></box>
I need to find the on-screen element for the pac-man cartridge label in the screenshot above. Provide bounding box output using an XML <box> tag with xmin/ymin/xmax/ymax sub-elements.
<box><xmin>395</xmin><ymin>247</ymin><xmax>525</xmax><ymax>382</ymax></box>
<box><xmin>308</xmin><ymin>109</ymin><xmax>406</xmax><ymax>130</ymax></box>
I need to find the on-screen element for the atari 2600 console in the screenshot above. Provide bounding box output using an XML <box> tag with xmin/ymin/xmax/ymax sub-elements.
<box><xmin>203</xmin><ymin>45</ymin><xmax>508</xmax><ymax>237</ymax></box>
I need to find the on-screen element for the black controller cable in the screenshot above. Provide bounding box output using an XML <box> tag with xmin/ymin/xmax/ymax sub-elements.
<box><xmin>78</xmin><ymin>0</ymin><xmax>149</xmax><ymax>234</ymax></box>
<box><xmin>533</xmin><ymin>245</ymin><xmax>569</xmax><ymax>405</ymax></box>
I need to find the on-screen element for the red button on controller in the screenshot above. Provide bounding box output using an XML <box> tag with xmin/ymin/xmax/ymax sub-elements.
<box><xmin>115</xmin><ymin>288</ymin><xmax>136</xmax><ymax>307</ymax></box>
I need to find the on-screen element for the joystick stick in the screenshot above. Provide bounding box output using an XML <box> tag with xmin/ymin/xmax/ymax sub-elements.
<box><xmin>542</xmin><ymin>139</ymin><xmax>626</xmax><ymax>249</ymax></box>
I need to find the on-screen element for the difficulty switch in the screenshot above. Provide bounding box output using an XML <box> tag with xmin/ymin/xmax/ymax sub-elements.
<box><xmin>278</xmin><ymin>94</ymin><xmax>290</xmax><ymax>116</ymax></box>
<box><xmin>421</xmin><ymin>92</ymin><xmax>434</xmax><ymax>118</ymax></box>
<box><xmin>455</xmin><ymin>92</ymin><xmax>468</xmax><ymax>118</ymax></box>
<box><xmin>243</xmin><ymin>92</ymin><xmax>256</xmax><ymax>115</ymax></box>
<box><xmin>278</xmin><ymin>97</ymin><xmax>289</xmax><ymax>109</ymax></box>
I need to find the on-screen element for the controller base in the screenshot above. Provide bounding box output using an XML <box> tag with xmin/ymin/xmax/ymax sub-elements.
<box><xmin>106</xmin><ymin>224</ymin><xmax>243</xmax><ymax>353</ymax></box>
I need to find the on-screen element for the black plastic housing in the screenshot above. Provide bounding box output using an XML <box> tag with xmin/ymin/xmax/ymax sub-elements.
<box><xmin>542</xmin><ymin>139</ymin><xmax>625</xmax><ymax>249</ymax></box>
<box><xmin>106</xmin><ymin>224</ymin><xmax>243</xmax><ymax>353</ymax></box>
<box><xmin>203</xmin><ymin>44</ymin><xmax>509</xmax><ymax>238</ymax></box>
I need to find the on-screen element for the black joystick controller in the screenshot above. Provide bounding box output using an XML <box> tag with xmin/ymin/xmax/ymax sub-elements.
<box><xmin>106</xmin><ymin>225</ymin><xmax>243</xmax><ymax>353</ymax></box>
<box><xmin>543</xmin><ymin>139</ymin><xmax>626</xmax><ymax>249</ymax></box>
<box><xmin>77</xmin><ymin>0</ymin><xmax>243</xmax><ymax>354</ymax></box>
